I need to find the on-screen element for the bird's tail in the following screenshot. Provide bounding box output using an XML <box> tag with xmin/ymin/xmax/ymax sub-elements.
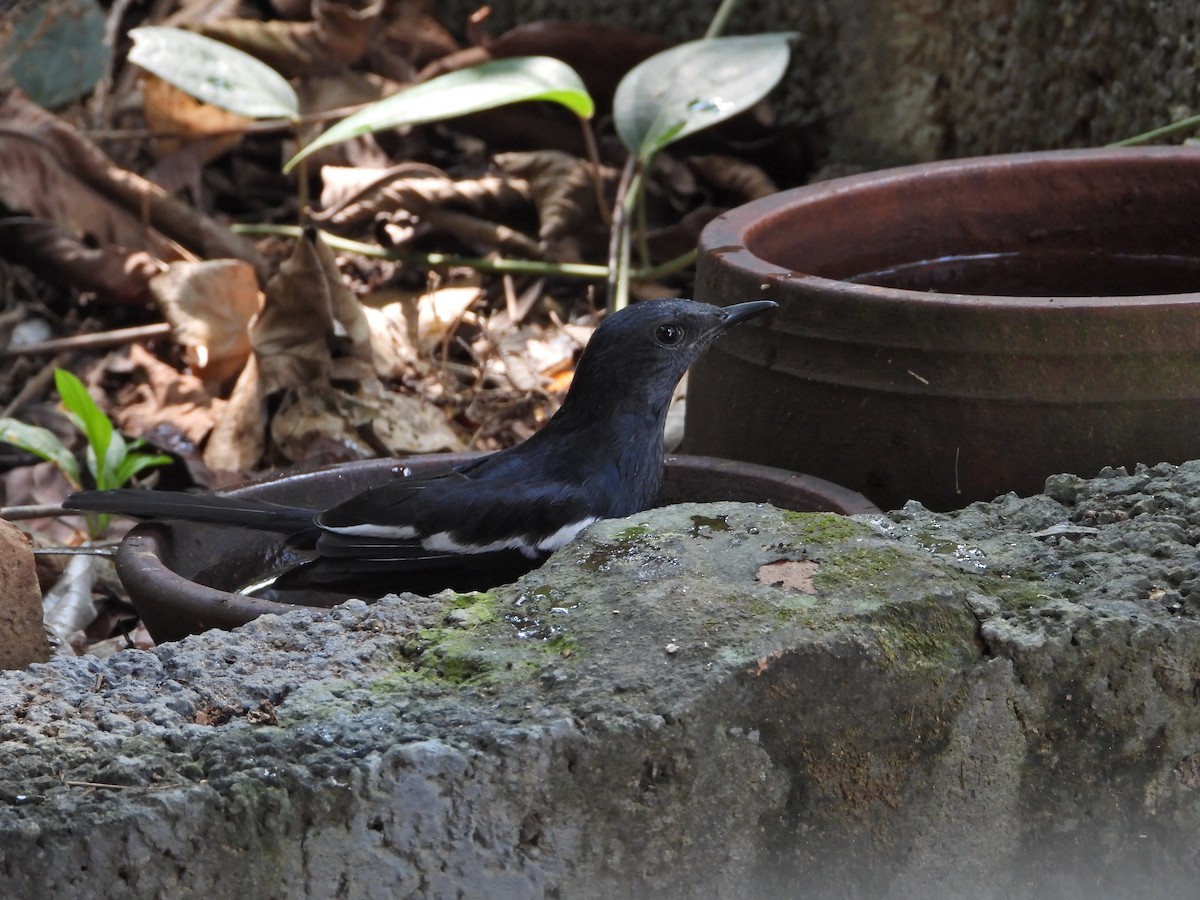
<box><xmin>63</xmin><ymin>489</ymin><xmax>318</xmax><ymax>533</ymax></box>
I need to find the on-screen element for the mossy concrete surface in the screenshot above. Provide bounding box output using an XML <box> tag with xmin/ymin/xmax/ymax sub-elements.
<box><xmin>1</xmin><ymin>474</ymin><xmax>1199</xmax><ymax>898</ymax></box>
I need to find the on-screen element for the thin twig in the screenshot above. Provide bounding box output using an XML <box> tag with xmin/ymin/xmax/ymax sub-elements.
<box><xmin>34</xmin><ymin>547</ymin><xmax>118</xmax><ymax>558</ymax></box>
<box><xmin>2</xmin><ymin>351</ymin><xmax>70</xmax><ymax>418</ymax></box>
<box><xmin>2</xmin><ymin>322</ymin><xmax>172</xmax><ymax>359</ymax></box>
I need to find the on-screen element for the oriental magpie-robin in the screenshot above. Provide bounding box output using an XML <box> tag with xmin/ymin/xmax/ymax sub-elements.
<box><xmin>63</xmin><ymin>298</ymin><xmax>776</xmax><ymax>593</ymax></box>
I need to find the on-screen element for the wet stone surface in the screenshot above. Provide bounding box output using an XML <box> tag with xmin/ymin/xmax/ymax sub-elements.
<box><xmin>1</xmin><ymin>465</ymin><xmax>1199</xmax><ymax>898</ymax></box>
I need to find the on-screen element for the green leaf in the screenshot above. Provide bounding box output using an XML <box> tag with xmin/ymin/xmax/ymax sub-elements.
<box><xmin>613</xmin><ymin>33</ymin><xmax>795</xmax><ymax>162</ymax></box>
<box><xmin>54</xmin><ymin>368</ymin><xmax>113</xmax><ymax>483</ymax></box>
<box><xmin>7</xmin><ymin>0</ymin><xmax>109</xmax><ymax>109</ymax></box>
<box><xmin>285</xmin><ymin>56</ymin><xmax>594</xmax><ymax>172</ymax></box>
<box><xmin>128</xmin><ymin>26</ymin><xmax>299</xmax><ymax>120</ymax></box>
<box><xmin>0</xmin><ymin>418</ymin><xmax>80</xmax><ymax>487</ymax></box>
<box><xmin>115</xmin><ymin>452</ymin><xmax>174</xmax><ymax>488</ymax></box>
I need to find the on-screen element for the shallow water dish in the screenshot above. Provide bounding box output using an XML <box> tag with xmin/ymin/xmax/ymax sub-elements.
<box><xmin>117</xmin><ymin>453</ymin><xmax>878</xmax><ymax>643</ymax></box>
<box><xmin>685</xmin><ymin>147</ymin><xmax>1200</xmax><ymax>511</ymax></box>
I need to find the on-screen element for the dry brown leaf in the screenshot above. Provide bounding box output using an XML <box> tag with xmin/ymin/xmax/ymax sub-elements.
<box><xmin>756</xmin><ymin>559</ymin><xmax>821</xmax><ymax>593</ymax></box>
<box><xmin>359</xmin><ymin>282</ymin><xmax>485</xmax><ymax>377</ymax></box>
<box><xmin>0</xmin><ymin>115</ymin><xmax>180</xmax><ymax>259</ymax></box>
<box><xmin>416</xmin><ymin>285</ymin><xmax>480</xmax><ymax>350</ymax></box>
<box><xmin>418</xmin><ymin>206</ymin><xmax>542</xmax><ymax>258</ymax></box>
<box><xmin>140</xmin><ymin>73</ymin><xmax>250</xmax><ymax>161</ymax></box>
<box><xmin>269</xmin><ymin>371</ymin><xmax>460</xmax><ymax>463</ymax></box>
<box><xmin>195</xmin><ymin>0</ymin><xmax>386</xmax><ymax>77</ymax></box>
<box><xmin>108</xmin><ymin>344</ymin><xmax>224</xmax><ymax>450</ymax></box>
<box><xmin>203</xmin><ymin>352</ymin><xmax>265</xmax><ymax>476</ymax></box>
<box><xmin>252</xmin><ymin>231</ymin><xmax>339</xmax><ymax>391</ymax></box>
<box><xmin>315</xmin><ymin>169</ymin><xmax>530</xmax><ymax>229</ymax></box>
<box><xmin>0</xmin><ymin>219</ymin><xmax>161</xmax><ymax>306</ymax></box>
<box><xmin>687</xmin><ymin>154</ymin><xmax>779</xmax><ymax>202</ymax></box>
<box><xmin>377</xmin><ymin>0</ymin><xmax>460</xmax><ymax>72</ymax></box>
<box><xmin>0</xmin><ymin>90</ymin><xmax>263</xmax><ymax>276</ymax></box>
<box><xmin>1</xmin><ymin>461</ymin><xmax>82</xmax><ymax>546</ymax></box>
<box><xmin>150</xmin><ymin>260</ymin><xmax>261</xmax><ymax>392</ymax></box>
<box><xmin>494</xmin><ymin>150</ymin><xmax>617</xmax><ymax>246</ymax></box>
<box><xmin>247</xmin><ymin>232</ymin><xmax>464</xmax><ymax>467</ymax></box>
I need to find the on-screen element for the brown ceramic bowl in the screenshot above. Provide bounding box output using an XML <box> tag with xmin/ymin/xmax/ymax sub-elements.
<box><xmin>117</xmin><ymin>453</ymin><xmax>878</xmax><ymax>643</ymax></box>
<box><xmin>686</xmin><ymin>147</ymin><xmax>1200</xmax><ymax>511</ymax></box>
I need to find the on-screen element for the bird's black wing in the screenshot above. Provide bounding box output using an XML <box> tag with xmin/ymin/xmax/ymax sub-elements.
<box><xmin>313</xmin><ymin>468</ymin><xmax>604</xmax><ymax>566</ymax></box>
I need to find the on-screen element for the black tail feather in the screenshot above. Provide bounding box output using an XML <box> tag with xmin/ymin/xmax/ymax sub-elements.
<box><xmin>63</xmin><ymin>489</ymin><xmax>318</xmax><ymax>534</ymax></box>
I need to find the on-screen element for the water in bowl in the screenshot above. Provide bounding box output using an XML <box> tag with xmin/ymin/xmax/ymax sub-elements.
<box><xmin>849</xmin><ymin>250</ymin><xmax>1200</xmax><ymax>296</ymax></box>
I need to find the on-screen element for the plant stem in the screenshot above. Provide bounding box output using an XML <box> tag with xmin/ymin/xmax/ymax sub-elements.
<box><xmin>234</xmin><ymin>224</ymin><xmax>609</xmax><ymax>279</ymax></box>
<box><xmin>1108</xmin><ymin>114</ymin><xmax>1200</xmax><ymax>147</ymax></box>
<box><xmin>638</xmin><ymin>248</ymin><xmax>697</xmax><ymax>282</ymax></box>
<box><xmin>577</xmin><ymin>116</ymin><xmax>612</xmax><ymax>225</ymax></box>
<box><xmin>705</xmin><ymin>0</ymin><xmax>742</xmax><ymax>38</ymax></box>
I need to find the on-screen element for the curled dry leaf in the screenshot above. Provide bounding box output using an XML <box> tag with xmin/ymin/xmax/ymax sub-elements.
<box><xmin>0</xmin><ymin>89</ymin><xmax>264</xmax><ymax>277</ymax></box>
<box><xmin>414</xmin><ymin>206</ymin><xmax>543</xmax><ymax>258</ymax></box>
<box><xmin>194</xmin><ymin>0</ymin><xmax>386</xmax><ymax>78</ymax></box>
<box><xmin>315</xmin><ymin>167</ymin><xmax>531</xmax><ymax>229</ymax></box>
<box><xmin>493</xmin><ymin>150</ymin><xmax>617</xmax><ymax>260</ymax></box>
<box><xmin>317</xmin><ymin>162</ymin><xmax>445</xmax><ymax>213</ymax></box>
<box><xmin>150</xmin><ymin>260</ymin><xmax>261</xmax><ymax>392</ymax></box>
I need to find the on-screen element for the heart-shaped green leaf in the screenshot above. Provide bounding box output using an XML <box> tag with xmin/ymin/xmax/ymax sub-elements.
<box><xmin>128</xmin><ymin>26</ymin><xmax>299</xmax><ymax>120</ymax></box>
<box><xmin>614</xmin><ymin>33</ymin><xmax>795</xmax><ymax>162</ymax></box>
<box><xmin>285</xmin><ymin>55</ymin><xmax>594</xmax><ymax>172</ymax></box>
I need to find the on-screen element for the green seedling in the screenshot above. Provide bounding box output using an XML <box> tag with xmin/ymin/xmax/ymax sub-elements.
<box><xmin>0</xmin><ymin>369</ymin><xmax>172</xmax><ymax>536</ymax></box>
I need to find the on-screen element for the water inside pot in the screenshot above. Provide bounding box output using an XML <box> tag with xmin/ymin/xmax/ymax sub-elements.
<box><xmin>848</xmin><ymin>250</ymin><xmax>1200</xmax><ymax>297</ymax></box>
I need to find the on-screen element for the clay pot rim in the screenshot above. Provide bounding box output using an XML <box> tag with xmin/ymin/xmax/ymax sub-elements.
<box><xmin>703</xmin><ymin>146</ymin><xmax>1200</xmax><ymax>311</ymax></box>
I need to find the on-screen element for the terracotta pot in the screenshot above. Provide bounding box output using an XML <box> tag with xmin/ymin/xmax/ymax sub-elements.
<box><xmin>117</xmin><ymin>453</ymin><xmax>878</xmax><ymax>643</ymax></box>
<box><xmin>686</xmin><ymin>147</ymin><xmax>1200</xmax><ymax>512</ymax></box>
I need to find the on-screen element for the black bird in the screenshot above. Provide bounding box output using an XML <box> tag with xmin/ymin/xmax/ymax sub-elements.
<box><xmin>63</xmin><ymin>298</ymin><xmax>776</xmax><ymax>594</ymax></box>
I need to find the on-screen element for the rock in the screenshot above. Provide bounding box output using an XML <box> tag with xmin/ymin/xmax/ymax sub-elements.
<box><xmin>0</xmin><ymin>474</ymin><xmax>1198</xmax><ymax>897</ymax></box>
<box><xmin>0</xmin><ymin>519</ymin><xmax>51</xmax><ymax>669</ymax></box>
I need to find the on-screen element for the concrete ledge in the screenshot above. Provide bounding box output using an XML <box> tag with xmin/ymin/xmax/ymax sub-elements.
<box><xmin>2</xmin><ymin>466</ymin><xmax>1199</xmax><ymax>897</ymax></box>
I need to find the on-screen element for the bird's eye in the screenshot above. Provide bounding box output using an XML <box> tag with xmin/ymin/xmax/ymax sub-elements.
<box><xmin>655</xmin><ymin>323</ymin><xmax>684</xmax><ymax>345</ymax></box>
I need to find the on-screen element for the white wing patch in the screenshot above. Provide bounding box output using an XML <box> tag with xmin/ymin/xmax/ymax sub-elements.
<box><xmin>322</xmin><ymin>522</ymin><xmax>419</xmax><ymax>539</ymax></box>
<box><xmin>422</xmin><ymin>517</ymin><xmax>598</xmax><ymax>559</ymax></box>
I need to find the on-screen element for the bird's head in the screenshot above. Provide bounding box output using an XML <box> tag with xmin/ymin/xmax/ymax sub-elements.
<box><xmin>563</xmin><ymin>297</ymin><xmax>777</xmax><ymax>417</ymax></box>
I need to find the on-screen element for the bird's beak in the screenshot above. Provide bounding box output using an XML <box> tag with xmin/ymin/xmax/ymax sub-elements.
<box><xmin>719</xmin><ymin>299</ymin><xmax>778</xmax><ymax>328</ymax></box>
